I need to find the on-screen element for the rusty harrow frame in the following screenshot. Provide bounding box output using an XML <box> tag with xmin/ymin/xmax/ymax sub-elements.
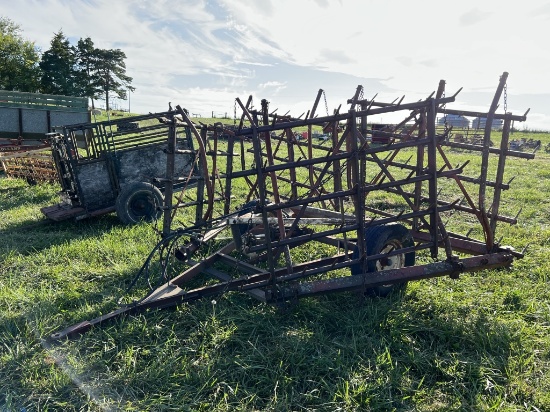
<box><xmin>51</xmin><ymin>72</ymin><xmax>532</xmax><ymax>340</ymax></box>
<box><xmin>0</xmin><ymin>139</ymin><xmax>56</xmax><ymax>183</ymax></box>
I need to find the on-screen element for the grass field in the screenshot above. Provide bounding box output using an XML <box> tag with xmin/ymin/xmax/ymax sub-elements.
<box><xmin>1</xmin><ymin>126</ymin><xmax>550</xmax><ymax>411</ymax></box>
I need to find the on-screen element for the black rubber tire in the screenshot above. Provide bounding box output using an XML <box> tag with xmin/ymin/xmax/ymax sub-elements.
<box><xmin>230</xmin><ymin>200</ymin><xmax>260</xmax><ymax>250</ymax></box>
<box><xmin>351</xmin><ymin>223</ymin><xmax>415</xmax><ymax>297</ymax></box>
<box><xmin>116</xmin><ymin>182</ymin><xmax>163</xmax><ymax>225</ymax></box>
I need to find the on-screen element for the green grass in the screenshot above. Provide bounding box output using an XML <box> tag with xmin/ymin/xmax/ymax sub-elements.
<box><xmin>1</xmin><ymin>130</ymin><xmax>550</xmax><ymax>411</ymax></box>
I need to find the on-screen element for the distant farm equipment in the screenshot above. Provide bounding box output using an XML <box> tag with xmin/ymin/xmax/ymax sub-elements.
<box><xmin>0</xmin><ymin>90</ymin><xmax>90</xmax><ymax>183</ymax></box>
<box><xmin>509</xmin><ymin>138</ymin><xmax>541</xmax><ymax>151</ymax></box>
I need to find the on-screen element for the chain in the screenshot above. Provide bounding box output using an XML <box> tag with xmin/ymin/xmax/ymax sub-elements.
<box><xmin>441</xmin><ymin>89</ymin><xmax>449</xmax><ymax>131</ymax></box>
<box><xmin>323</xmin><ymin>90</ymin><xmax>329</xmax><ymax>116</ymax></box>
<box><xmin>233</xmin><ymin>99</ymin><xmax>237</xmax><ymax>127</ymax></box>
<box><xmin>503</xmin><ymin>82</ymin><xmax>508</xmax><ymax>113</ymax></box>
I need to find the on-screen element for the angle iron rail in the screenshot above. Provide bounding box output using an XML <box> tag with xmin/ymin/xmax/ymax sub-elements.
<box><xmin>50</xmin><ymin>251</ymin><xmax>514</xmax><ymax>341</ymax></box>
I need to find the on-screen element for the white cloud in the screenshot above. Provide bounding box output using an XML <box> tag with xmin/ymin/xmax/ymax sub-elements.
<box><xmin>2</xmin><ymin>0</ymin><xmax>549</xmax><ymax>129</ymax></box>
<box><xmin>459</xmin><ymin>8</ymin><xmax>493</xmax><ymax>26</ymax></box>
<box><xmin>259</xmin><ymin>81</ymin><xmax>287</xmax><ymax>95</ymax></box>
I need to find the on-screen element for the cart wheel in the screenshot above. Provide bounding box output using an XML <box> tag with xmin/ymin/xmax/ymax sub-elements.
<box><xmin>230</xmin><ymin>200</ymin><xmax>260</xmax><ymax>250</ymax></box>
<box><xmin>351</xmin><ymin>223</ymin><xmax>415</xmax><ymax>297</ymax></box>
<box><xmin>116</xmin><ymin>182</ymin><xmax>163</xmax><ymax>225</ymax></box>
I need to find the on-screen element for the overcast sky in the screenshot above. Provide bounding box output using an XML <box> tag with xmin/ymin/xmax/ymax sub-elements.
<box><xmin>3</xmin><ymin>0</ymin><xmax>549</xmax><ymax>130</ymax></box>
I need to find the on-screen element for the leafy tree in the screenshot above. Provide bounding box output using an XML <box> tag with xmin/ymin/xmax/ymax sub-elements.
<box><xmin>94</xmin><ymin>48</ymin><xmax>134</xmax><ymax>111</ymax></box>
<box><xmin>0</xmin><ymin>17</ymin><xmax>41</xmax><ymax>91</ymax></box>
<box><xmin>39</xmin><ymin>30</ymin><xmax>79</xmax><ymax>96</ymax></box>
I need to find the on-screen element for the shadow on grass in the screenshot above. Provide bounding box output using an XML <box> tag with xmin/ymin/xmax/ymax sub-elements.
<box><xmin>0</xmin><ymin>214</ymin><xmax>121</xmax><ymax>257</ymax></box>
<box><xmin>37</xmin><ymin>279</ymin><xmax>522</xmax><ymax>411</ymax></box>
<box><xmin>0</xmin><ymin>261</ymin><xmax>149</xmax><ymax>410</ymax></box>
<box><xmin>0</xmin><ymin>307</ymin><xmax>103</xmax><ymax>411</ymax></box>
<box><xmin>0</xmin><ymin>179</ymin><xmax>59</xmax><ymax>210</ymax></box>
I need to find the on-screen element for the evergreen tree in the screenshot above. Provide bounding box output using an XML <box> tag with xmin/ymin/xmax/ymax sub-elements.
<box><xmin>39</xmin><ymin>30</ymin><xmax>79</xmax><ymax>96</ymax></box>
<box><xmin>94</xmin><ymin>48</ymin><xmax>134</xmax><ymax>111</ymax></box>
<box><xmin>0</xmin><ymin>17</ymin><xmax>41</xmax><ymax>91</ymax></box>
<box><xmin>1</xmin><ymin>21</ymin><xmax>136</xmax><ymax>107</ymax></box>
<box><xmin>76</xmin><ymin>37</ymin><xmax>102</xmax><ymax>109</ymax></box>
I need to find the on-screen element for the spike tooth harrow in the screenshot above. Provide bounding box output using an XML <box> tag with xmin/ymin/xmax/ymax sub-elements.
<box><xmin>50</xmin><ymin>72</ymin><xmax>531</xmax><ymax>341</ymax></box>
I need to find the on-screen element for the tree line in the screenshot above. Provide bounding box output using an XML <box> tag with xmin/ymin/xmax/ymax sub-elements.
<box><xmin>0</xmin><ymin>17</ymin><xmax>134</xmax><ymax>111</ymax></box>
